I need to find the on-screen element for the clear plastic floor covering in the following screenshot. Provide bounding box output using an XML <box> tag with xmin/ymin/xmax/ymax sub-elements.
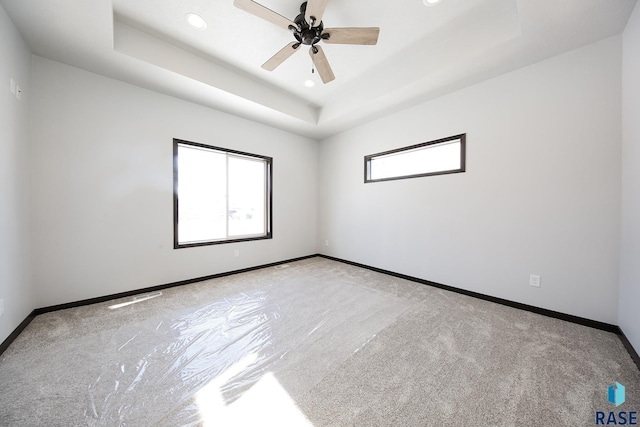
<box><xmin>0</xmin><ymin>262</ymin><xmax>409</xmax><ymax>426</ymax></box>
<box><xmin>5</xmin><ymin>259</ymin><xmax>638</xmax><ymax>426</ymax></box>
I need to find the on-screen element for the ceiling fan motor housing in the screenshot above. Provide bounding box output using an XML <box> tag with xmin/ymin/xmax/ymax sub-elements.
<box><xmin>291</xmin><ymin>1</ymin><xmax>326</xmax><ymax>46</ymax></box>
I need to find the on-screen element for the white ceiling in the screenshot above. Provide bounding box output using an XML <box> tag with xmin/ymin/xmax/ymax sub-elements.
<box><xmin>1</xmin><ymin>0</ymin><xmax>637</xmax><ymax>139</ymax></box>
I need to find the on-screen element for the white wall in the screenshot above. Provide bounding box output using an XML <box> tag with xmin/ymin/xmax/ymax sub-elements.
<box><xmin>318</xmin><ymin>36</ymin><xmax>622</xmax><ymax>324</ymax></box>
<box><xmin>29</xmin><ymin>56</ymin><xmax>318</xmax><ymax>307</ymax></box>
<box><xmin>620</xmin><ymin>2</ymin><xmax>640</xmax><ymax>354</ymax></box>
<box><xmin>0</xmin><ymin>5</ymin><xmax>33</xmax><ymax>343</ymax></box>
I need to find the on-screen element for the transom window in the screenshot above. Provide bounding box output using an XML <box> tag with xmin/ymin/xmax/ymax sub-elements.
<box><xmin>173</xmin><ymin>139</ymin><xmax>272</xmax><ymax>248</ymax></box>
<box><xmin>365</xmin><ymin>134</ymin><xmax>466</xmax><ymax>183</ymax></box>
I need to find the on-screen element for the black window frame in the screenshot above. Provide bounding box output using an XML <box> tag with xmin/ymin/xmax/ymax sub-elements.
<box><xmin>173</xmin><ymin>138</ymin><xmax>273</xmax><ymax>249</ymax></box>
<box><xmin>364</xmin><ymin>133</ymin><xmax>466</xmax><ymax>183</ymax></box>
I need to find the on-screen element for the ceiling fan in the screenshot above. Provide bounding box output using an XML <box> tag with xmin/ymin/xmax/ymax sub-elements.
<box><xmin>234</xmin><ymin>0</ymin><xmax>380</xmax><ymax>84</ymax></box>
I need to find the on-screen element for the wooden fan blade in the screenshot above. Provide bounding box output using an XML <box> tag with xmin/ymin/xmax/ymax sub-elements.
<box><xmin>262</xmin><ymin>42</ymin><xmax>300</xmax><ymax>71</ymax></box>
<box><xmin>305</xmin><ymin>0</ymin><xmax>328</xmax><ymax>26</ymax></box>
<box><xmin>309</xmin><ymin>46</ymin><xmax>335</xmax><ymax>84</ymax></box>
<box><xmin>234</xmin><ymin>0</ymin><xmax>296</xmax><ymax>31</ymax></box>
<box><xmin>323</xmin><ymin>27</ymin><xmax>380</xmax><ymax>45</ymax></box>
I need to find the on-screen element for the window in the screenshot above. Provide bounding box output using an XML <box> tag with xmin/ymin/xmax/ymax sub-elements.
<box><xmin>364</xmin><ymin>134</ymin><xmax>466</xmax><ymax>183</ymax></box>
<box><xmin>173</xmin><ymin>139</ymin><xmax>272</xmax><ymax>248</ymax></box>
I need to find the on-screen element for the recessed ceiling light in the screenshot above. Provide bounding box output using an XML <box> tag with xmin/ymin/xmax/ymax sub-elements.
<box><xmin>186</xmin><ymin>13</ymin><xmax>207</xmax><ymax>30</ymax></box>
<box><xmin>423</xmin><ymin>0</ymin><xmax>441</xmax><ymax>5</ymax></box>
<box><xmin>304</xmin><ymin>79</ymin><xmax>315</xmax><ymax>88</ymax></box>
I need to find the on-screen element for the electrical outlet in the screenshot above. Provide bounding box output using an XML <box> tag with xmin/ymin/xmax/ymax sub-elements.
<box><xmin>0</xmin><ymin>299</ymin><xmax>5</xmax><ymax>317</ymax></box>
<box><xmin>10</xmin><ymin>78</ymin><xmax>16</xmax><ymax>95</ymax></box>
<box><xmin>325</xmin><ymin>240</ymin><xmax>329</xmax><ymax>247</ymax></box>
<box><xmin>529</xmin><ymin>275</ymin><xmax>541</xmax><ymax>287</ymax></box>
<box><xmin>233</xmin><ymin>249</ymin><xmax>240</xmax><ymax>257</ymax></box>
<box><xmin>16</xmin><ymin>85</ymin><xmax>22</xmax><ymax>101</ymax></box>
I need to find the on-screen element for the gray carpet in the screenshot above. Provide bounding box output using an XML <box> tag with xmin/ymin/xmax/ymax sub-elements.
<box><xmin>0</xmin><ymin>257</ymin><xmax>638</xmax><ymax>426</ymax></box>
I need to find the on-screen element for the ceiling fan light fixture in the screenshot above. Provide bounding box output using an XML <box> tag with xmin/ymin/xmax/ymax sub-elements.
<box><xmin>422</xmin><ymin>0</ymin><xmax>442</xmax><ymax>6</ymax></box>
<box><xmin>185</xmin><ymin>13</ymin><xmax>207</xmax><ymax>30</ymax></box>
<box><xmin>304</xmin><ymin>79</ymin><xmax>315</xmax><ymax>87</ymax></box>
<box><xmin>234</xmin><ymin>0</ymin><xmax>379</xmax><ymax>84</ymax></box>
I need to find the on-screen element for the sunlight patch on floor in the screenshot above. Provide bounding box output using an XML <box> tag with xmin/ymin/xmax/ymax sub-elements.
<box><xmin>108</xmin><ymin>291</ymin><xmax>163</xmax><ymax>309</ymax></box>
<box><xmin>196</xmin><ymin>359</ymin><xmax>312</xmax><ymax>426</ymax></box>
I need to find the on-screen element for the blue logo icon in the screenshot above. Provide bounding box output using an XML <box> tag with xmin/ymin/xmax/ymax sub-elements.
<box><xmin>608</xmin><ymin>382</ymin><xmax>625</xmax><ymax>407</ymax></box>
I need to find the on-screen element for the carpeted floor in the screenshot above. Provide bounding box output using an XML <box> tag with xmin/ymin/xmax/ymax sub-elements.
<box><xmin>0</xmin><ymin>257</ymin><xmax>638</xmax><ymax>426</ymax></box>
